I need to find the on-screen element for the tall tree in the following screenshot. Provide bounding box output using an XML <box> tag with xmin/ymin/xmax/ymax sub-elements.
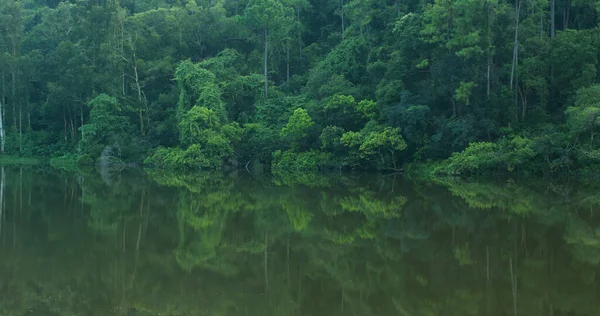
<box><xmin>245</xmin><ymin>0</ymin><xmax>294</xmax><ymax>98</ymax></box>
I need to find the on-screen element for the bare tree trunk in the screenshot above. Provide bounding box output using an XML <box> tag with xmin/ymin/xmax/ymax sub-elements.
<box><xmin>0</xmin><ymin>100</ymin><xmax>5</xmax><ymax>153</ymax></box>
<box><xmin>0</xmin><ymin>167</ymin><xmax>5</xmax><ymax>239</ymax></box>
<box><xmin>487</xmin><ymin>61</ymin><xmax>491</xmax><ymax>98</ymax></box>
<box><xmin>69</xmin><ymin>111</ymin><xmax>75</xmax><ymax>140</ymax></box>
<box><xmin>551</xmin><ymin>0</ymin><xmax>555</xmax><ymax>37</ymax></box>
<box><xmin>564</xmin><ymin>0</ymin><xmax>571</xmax><ymax>29</ymax></box>
<box><xmin>341</xmin><ymin>0</ymin><xmax>345</xmax><ymax>41</ymax></box>
<box><xmin>510</xmin><ymin>0</ymin><xmax>521</xmax><ymax>90</ymax></box>
<box><xmin>25</xmin><ymin>85</ymin><xmax>30</xmax><ymax>131</ymax></box>
<box><xmin>297</xmin><ymin>7</ymin><xmax>302</xmax><ymax>59</ymax></box>
<box><xmin>121</xmin><ymin>19</ymin><xmax>126</xmax><ymax>96</ymax></box>
<box><xmin>134</xmin><ymin>70</ymin><xmax>145</xmax><ymax>136</ymax></box>
<box><xmin>131</xmin><ymin>46</ymin><xmax>145</xmax><ymax>136</ymax></box>
<box><xmin>540</xmin><ymin>9</ymin><xmax>543</xmax><ymax>38</ymax></box>
<box><xmin>1</xmin><ymin>71</ymin><xmax>4</xmax><ymax>114</ymax></box>
<box><xmin>286</xmin><ymin>41</ymin><xmax>291</xmax><ymax>84</ymax></box>
<box><xmin>11</xmin><ymin>67</ymin><xmax>16</xmax><ymax>129</ymax></box>
<box><xmin>521</xmin><ymin>86</ymin><xmax>528</xmax><ymax>120</ymax></box>
<box><xmin>124</xmin><ymin>34</ymin><xmax>147</xmax><ymax>136</ymax></box>
<box><xmin>0</xmin><ymin>168</ymin><xmax>4</xmax><ymax>237</ymax></box>
<box><xmin>487</xmin><ymin>0</ymin><xmax>492</xmax><ymax>98</ymax></box>
<box><xmin>80</xmin><ymin>103</ymin><xmax>84</xmax><ymax>139</ymax></box>
<box><xmin>19</xmin><ymin>104</ymin><xmax>21</xmax><ymax>153</ymax></box>
<box><xmin>19</xmin><ymin>168</ymin><xmax>22</xmax><ymax>216</ymax></box>
<box><xmin>264</xmin><ymin>28</ymin><xmax>269</xmax><ymax>98</ymax></box>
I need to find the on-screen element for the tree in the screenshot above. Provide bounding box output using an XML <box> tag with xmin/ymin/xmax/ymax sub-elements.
<box><xmin>341</xmin><ymin>123</ymin><xmax>407</xmax><ymax>170</ymax></box>
<box><xmin>78</xmin><ymin>94</ymin><xmax>136</xmax><ymax>161</ymax></box>
<box><xmin>566</xmin><ymin>84</ymin><xmax>600</xmax><ymax>144</ymax></box>
<box><xmin>245</xmin><ymin>0</ymin><xmax>294</xmax><ymax>98</ymax></box>
<box><xmin>281</xmin><ymin>107</ymin><xmax>314</xmax><ymax>150</ymax></box>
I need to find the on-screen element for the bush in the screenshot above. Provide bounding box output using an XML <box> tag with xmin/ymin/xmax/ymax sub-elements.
<box><xmin>435</xmin><ymin>136</ymin><xmax>539</xmax><ymax>175</ymax></box>
<box><xmin>272</xmin><ymin>150</ymin><xmax>334</xmax><ymax>171</ymax></box>
<box><xmin>145</xmin><ymin>145</ymin><xmax>226</xmax><ymax>170</ymax></box>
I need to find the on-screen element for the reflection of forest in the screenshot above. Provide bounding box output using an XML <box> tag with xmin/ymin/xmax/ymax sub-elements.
<box><xmin>0</xmin><ymin>168</ymin><xmax>599</xmax><ymax>315</ymax></box>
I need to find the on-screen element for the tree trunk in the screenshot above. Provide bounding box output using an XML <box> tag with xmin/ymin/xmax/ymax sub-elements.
<box><xmin>69</xmin><ymin>113</ymin><xmax>75</xmax><ymax>140</ymax></box>
<box><xmin>551</xmin><ymin>0</ymin><xmax>555</xmax><ymax>37</ymax></box>
<box><xmin>11</xmin><ymin>34</ymin><xmax>18</xmax><ymax>130</ymax></box>
<box><xmin>286</xmin><ymin>42</ymin><xmax>291</xmax><ymax>84</ymax></box>
<box><xmin>11</xmin><ymin>67</ymin><xmax>16</xmax><ymax>129</ymax></box>
<box><xmin>520</xmin><ymin>85</ymin><xmax>527</xmax><ymax>120</ymax></box>
<box><xmin>19</xmin><ymin>104</ymin><xmax>21</xmax><ymax>153</ymax></box>
<box><xmin>564</xmin><ymin>0</ymin><xmax>571</xmax><ymax>30</ymax></box>
<box><xmin>1</xmin><ymin>71</ymin><xmax>5</xmax><ymax>114</ymax></box>
<box><xmin>125</xmin><ymin>33</ymin><xmax>147</xmax><ymax>137</ymax></box>
<box><xmin>80</xmin><ymin>103</ymin><xmax>84</xmax><ymax>140</ymax></box>
<box><xmin>540</xmin><ymin>8</ymin><xmax>543</xmax><ymax>38</ymax></box>
<box><xmin>131</xmin><ymin>56</ymin><xmax>145</xmax><ymax>136</ymax></box>
<box><xmin>25</xmin><ymin>85</ymin><xmax>30</xmax><ymax>131</ymax></box>
<box><xmin>487</xmin><ymin>60</ymin><xmax>491</xmax><ymax>98</ymax></box>
<box><xmin>297</xmin><ymin>7</ymin><xmax>302</xmax><ymax>59</ymax></box>
<box><xmin>264</xmin><ymin>28</ymin><xmax>269</xmax><ymax>98</ymax></box>
<box><xmin>487</xmin><ymin>0</ymin><xmax>492</xmax><ymax>98</ymax></box>
<box><xmin>510</xmin><ymin>0</ymin><xmax>520</xmax><ymax>90</ymax></box>
<box><xmin>0</xmin><ymin>168</ymin><xmax>4</xmax><ymax>236</ymax></box>
<box><xmin>63</xmin><ymin>110</ymin><xmax>67</xmax><ymax>141</ymax></box>
<box><xmin>341</xmin><ymin>0</ymin><xmax>345</xmax><ymax>41</ymax></box>
<box><xmin>0</xmin><ymin>100</ymin><xmax>5</xmax><ymax>154</ymax></box>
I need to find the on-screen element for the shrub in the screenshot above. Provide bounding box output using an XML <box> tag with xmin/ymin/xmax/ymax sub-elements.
<box><xmin>272</xmin><ymin>150</ymin><xmax>334</xmax><ymax>171</ymax></box>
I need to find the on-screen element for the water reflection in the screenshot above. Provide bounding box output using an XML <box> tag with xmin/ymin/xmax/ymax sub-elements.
<box><xmin>0</xmin><ymin>167</ymin><xmax>599</xmax><ymax>315</ymax></box>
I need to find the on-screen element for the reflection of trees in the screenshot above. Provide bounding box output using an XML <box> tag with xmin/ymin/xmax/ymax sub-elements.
<box><xmin>3</xmin><ymin>169</ymin><xmax>600</xmax><ymax>314</ymax></box>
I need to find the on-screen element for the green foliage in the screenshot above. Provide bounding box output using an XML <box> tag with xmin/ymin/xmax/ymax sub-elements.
<box><xmin>272</xmin><ymin>150</ymin><xmax>334</xmax><ymax>171</ymax></box>
<box><xmin>436</xmin><ymin>136</ymin><xmax>539</xmax><ymax>175</ymax></box>
<box><xmin>78</xmin><ymin>94</ymin><xmax>139</xmax><ymax>161</ymax></box>
<box><xmin>357</xmin><ymin>100</ymin><xmax>377</xmax><ymax>121</ymax></box>
<box><xmin>2</xmin><ymin>0</ymin><xmax>600</xmax><ymax>175</ymax></box>
<box><xmin>566</xmin><ymin>85</ymin><xmax>600</xmax><ymax>141</ymax></box>
<box><xmin>341</xmin><ymin>123</ymin><xmax>407</xmax><ymax>170</ymax></box>
<box><xmin>455</xmin><ymin>81</ymin><xmax>477</xmax><ymax>106</ymax></box>
<box><xmin>281</xmin><ymin>108</ymin><xmax>315</xmax><ymax>150</ymax></box>
<box><xmin>320</xmin><ymin>126</ymin><xmax>346</xmax><ymax>153</ymax></box>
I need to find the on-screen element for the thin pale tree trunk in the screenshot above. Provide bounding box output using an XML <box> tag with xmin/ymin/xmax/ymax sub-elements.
<box><xmin>510</xmin><ymin>0</ymin><xmax>521</xmax><ymax>90</ymax></box>
<box><xmin>0</xmin><ymin>100</ymin><xmax>5</xmax><ymax>153</ymax></box>
<box><xmin>487</xmin><ymin>0</ymin><xmax>493</xmax><ymax>98</ymax></box>
<box><xmin>286</xmin><ymin>41</ymin><xmax>291</xmax><ymax>84</ymax></box>
<box><xmin>551</xmin><ymin>0</ymin><xmax>555</xmax><ymax>37</ymax></box>
<box><xmin>297</xmin><ymin>7</ymin><xmax>302</xmax><ymax>59</ymax></box>
<box><xmin>341</xmin><ymin>0</ymin><xmax>345</xmax><ymax>41</ymax></box>
<box><xmin>264</xmin><ymin>28</ymin><xmax>269</xmax><ymax>98</ymax></box>
<box><xmin>564</xmin><ymin>0</ymin><xmax>571</xmax><ymax>29</ymax></box>
<box><xmin>0</xmin><ymin>168</ymin><xmax>5</xmax><ymax>237</ymax></box>
<box><xmin>19</xmin><ymin>104</ymin><xmax>21</xmax><ymax>153</ymax></box>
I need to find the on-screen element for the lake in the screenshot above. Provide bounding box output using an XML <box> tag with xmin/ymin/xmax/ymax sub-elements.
<box><xmin>0</xmin><ymin>166</ymin><xmax>599</xmax><ymax>315</ymax></box>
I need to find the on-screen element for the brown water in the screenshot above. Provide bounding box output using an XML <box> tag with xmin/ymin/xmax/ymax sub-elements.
<box><xmin>0</xmin><ymin>166</ymin><xmax>599</xmax><ymax>315</ymax></box>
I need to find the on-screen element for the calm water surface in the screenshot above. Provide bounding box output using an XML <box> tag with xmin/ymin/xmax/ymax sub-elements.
<box><xmin>0</xmin><ymin>166</ymin><xmax>599</xmax><ymax>315</ymax></box>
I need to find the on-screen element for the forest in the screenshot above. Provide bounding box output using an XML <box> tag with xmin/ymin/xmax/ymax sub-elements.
<box><xmin>0</xmin><ymin>0</ymin><xmax>599</xmax><ymax>174</ymax></box>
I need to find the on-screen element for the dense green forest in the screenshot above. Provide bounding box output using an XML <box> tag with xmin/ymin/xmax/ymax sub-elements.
<box><xmin>0</xmin><ymin>0</ymin><xmax>599</xmax><ymax>174</ymax></box>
